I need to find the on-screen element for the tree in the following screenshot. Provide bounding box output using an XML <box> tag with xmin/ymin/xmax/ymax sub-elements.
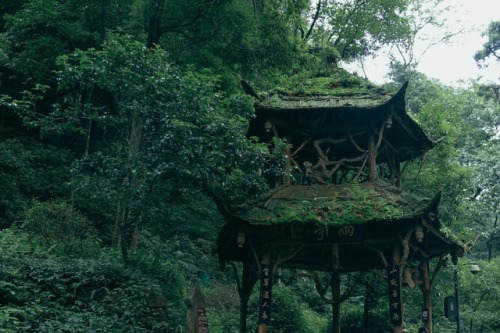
<box><xmin>35</xmin><ymin>34</ymin><xmax>278</xmax><ymax>262</ymax></box>
<box><xmin>312</xmin><ymin>0</ymin><xmax>413</xmax><ymax>61</ymax></box>
<box><xmin>0</xmin><ymin>137</ymin><xmax>74</xmax><ymax>228</ymax></box>
<box><xmin>460</xmin><ymin>258</ymin><xmax>500</xmax><ymax>333</ymax></box>
<box><xmin>2</xmin><ymin>0</ymin><xmax>103</xmax><ymax>86</ymax></box>
<box><xmin>475</xmin><ymin>21</ymin><xmax>500</xmax><ymax>65</ymax></box>
<box><xmin>386</xmin><ymin>0</ymin><xmax>460</xmax><ymax>78</ymax></box>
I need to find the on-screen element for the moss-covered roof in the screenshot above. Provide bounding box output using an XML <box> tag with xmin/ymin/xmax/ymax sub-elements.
<box><xmin>258</xmin><ymin>71</ymin><xmax>393</xmax><ymax>109</ymax></box>
<box><xmin>263</xmin><ymin>69</ymin><xmax>388</xmax><ymax>97</ymax></box>
<box><xmin>215</xmin><ymin>182</ymin><xmax>464</xmax><ymax>269</ymax></box>
<box><xmin>245</xmin><ymin>74</ymin><xmax>436</xmax><ymax>164</ymax></box>
<box><xmin>231</xmin><ymin>181</ymin><xmax>438</xmax><ymax>226</ymax></box>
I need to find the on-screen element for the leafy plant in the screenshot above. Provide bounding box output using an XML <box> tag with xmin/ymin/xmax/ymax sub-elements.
<box><xmin>23</xmin><ymin>201</ymin><xmax>100</xmax><ymax>256</ymax></box>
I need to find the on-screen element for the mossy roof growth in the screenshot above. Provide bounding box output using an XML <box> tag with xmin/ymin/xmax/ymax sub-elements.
<box><xmin>232</xmin><ymin>181</ymin><xmax>439</xmax><ymax>227</ymax></box>
<box><xmin>268</xmin><ymin>69</ymin><xmax>387</xmax><ymax>97</ymax></box>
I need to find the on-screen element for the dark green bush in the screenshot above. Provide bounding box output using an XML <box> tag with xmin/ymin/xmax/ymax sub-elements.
<box><xmin>248</xmin><ymin>284</ymin><xmax>312</xmax><ymax>333</ymax></box>
<box><xmin>23</xmin><ymin>201</ymin><xmax>100</xmax><ymax>256</ymax></box>
<box><xmin>0</xmin><ymin>137</ymin><xmax>73</xmax><ymax>228</ymax></box>
<box><xmin>0</xmin><ymin>229</ymin><xmax>186</xmax><ymax>332</ymax></box>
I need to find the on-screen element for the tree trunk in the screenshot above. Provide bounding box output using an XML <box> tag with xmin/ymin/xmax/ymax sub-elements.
<box><xmin>112</xmin><ymin>104</ymin><xmax>145</xmax><ymax>263</ymax></box>
<box><xmin>146</xmin><ymin>0</ymin><xmax>165</xmax><ymax>48</ymax></box>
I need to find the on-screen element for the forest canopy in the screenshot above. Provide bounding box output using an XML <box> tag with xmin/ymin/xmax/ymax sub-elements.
<box><xmin>0</xmin><ymin>1</ymin><xmax>499</xmax><ymax>332</ymax></box>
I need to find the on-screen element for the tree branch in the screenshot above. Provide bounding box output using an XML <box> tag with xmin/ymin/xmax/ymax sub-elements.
<box><xmin>304</xmin><ymin>0</ymin><xmax>322</xmax><ymax>41</ymax></box>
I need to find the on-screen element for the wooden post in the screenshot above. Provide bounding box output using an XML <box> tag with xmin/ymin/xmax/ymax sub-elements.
<box><xmin>258</xmin><ymin>252</ymin><xmax>272</xmax><ymax>333</ymax></box>
<box><xmin>389</xmin><ymin>245</ymin><xmax>404</xmax><ymax>333</ymax></box>
<box><xmin>331</xmin><ymin>244</ymin><xmax>341</xmax><ymax>333</ymax></box>
<box><xmin>285</xmin><ymin>143</ymin><xmax>292</xmax><ymax>185</ymax></box>
<box><xmin>185</xmin><ymin>276</ymin><xmax>209</xmax><ymax>333</ymax></box>
<box><xmin>368</xmin><ymin>127</ymin><xmax>377</xmax><ymax>181</ymax></box>
<box><xmin>394</xmin><ymin>153</ymin><xmax>401</xmax><ymax>187</ymax></box>
<box><xmin>239</xmin><ymin>262</ymin><xmax>257</xmax><ymax>333</ymax></box>
<box><xmin>452</xmin><ymin>255</ymin><xmax>460</xmax><ymax>333</ymax></box>
<box><xmin>421</xmin><ymin>259</ymin><xmax>433</xmax><ymax>333</ymax></box>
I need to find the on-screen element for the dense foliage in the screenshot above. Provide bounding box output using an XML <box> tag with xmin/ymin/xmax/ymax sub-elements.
<box><xmin>1</xmin><ymin>1</ymin><xmax>499</xmax><ymax>332</ymax></box>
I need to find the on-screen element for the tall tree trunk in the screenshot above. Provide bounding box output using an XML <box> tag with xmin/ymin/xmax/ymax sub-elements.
<box><xmin>112</xmin><ymin>201</ymin><xmax>123</xmax><ymax>246</ymax></box>
<box><xmin>112</xmin><ymin>104</ymin><xmax>145</xmax><ymax>263</ymax></box>
<box><xmin>146</xmin><ymin>0</ymin><xmax>165</xmax><ymax>48</ymax></box>
<box><xmin>487</xmin><ymin>215</ymin><xmax>497</xmax><ymax>261</ymax></box>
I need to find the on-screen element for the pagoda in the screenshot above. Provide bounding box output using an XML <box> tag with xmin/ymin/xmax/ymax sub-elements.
<box><xmin>215</xmin><ymin>72</ymin><xmax>464</xmax><ymax>333</ymax></box>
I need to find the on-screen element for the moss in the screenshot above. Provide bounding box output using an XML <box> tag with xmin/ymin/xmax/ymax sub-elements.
<box><xmin>264</xmin><ymin>70</ymin><xmax>388</xmax><ymax>97</ymax></box>
<box><xmin>241</xmin><ymin>184</ymin><xmax>421</xmax><ymax>226</ymax></box>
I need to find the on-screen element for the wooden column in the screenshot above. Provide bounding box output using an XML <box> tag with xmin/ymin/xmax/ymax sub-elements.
<box><xmin>368</xmin><ymin>127</ymin><xmax>377</xmax><ymax>181</ymax></box>
<box><xmin>394</xmin><ymin>153</ymin><xmax>401</xmax><ymax>187</ymax></box>
<box><xmin>285</xmin><ymin>143</ymin><xmax>292</xmax><ymax>185</ymax></box>
<box><xmin>239</xmin><ymin>262</ymin><xmax>257</xmax><ymax>333</ymax></box>
<box><xmin>258</xmin><ymin>252</ymin><xmax>272</xmax><ymax>333</ymax></box>
<box><xmin>421</xmin><ymin>259</ymin><xmax>433</xmax><ymax>333</ymax></box>
<box><xmin>389</xmin><ymin>244</ymin><xmax>404</xmax><ymax>333</ymax></box>
<box><xmin>332</xmin><ymin>244</ymin><xmax>341</xmax><ymax>333</ymax></box>
<box><xmin>185</xmin><ymin>276</ymin><xmax>209</xmax><ymax>333</ymax></box>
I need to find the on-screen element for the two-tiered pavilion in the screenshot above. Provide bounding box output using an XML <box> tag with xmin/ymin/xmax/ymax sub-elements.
<box><xmin>215</xmin><ymin>72</ymin><xmax>464</xmax><ymax>333</ymax></box>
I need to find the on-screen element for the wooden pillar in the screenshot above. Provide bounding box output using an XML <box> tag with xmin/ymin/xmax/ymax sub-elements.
<box><xmin>368</xmin><ymin>127</ymin><xmax>377</xmax><ymax>181</ymax></box>
<box><xmin>185</xmin><ymin>276</ymin><xmax>209</xmax><ymax>333</ymax></box>
<box><xmin>394</xmin><ymin>152</ymin><xmax>401</xmax><ymax>187</ymax></box>
<box><xmin>285</xmin><ymin>143</ymin><xmax>292</xmax><ymax>185</ymax></box>
<box><xmin>452</xmin><ymin>255</ymin><xmax>460</xmax><ymax>333</ymax></box>
<box><xmin>257</xmin><ymin>252</ymin><xmax>272</xmax><ymax>333</ymax></box>
<box><xmin>239</xmin><ymin>262</ymin><xmax>257</xmax><ymax>333</ymax></box>
<box><xmin>389</xmin><ymin>245</ymin><xmax>404</xmax><ymax>333</ymax></box>
<box><xmin>331</xmin><ymin>244</ymin><xmax>341</xmax><ymax>333</ymax></box>
<box><xmin>421</xmin><ymin>259</ymin><xmax>433</xmax><ymax>333</ymax></box>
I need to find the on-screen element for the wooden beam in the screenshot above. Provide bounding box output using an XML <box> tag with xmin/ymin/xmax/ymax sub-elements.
<box><xmin>392</xmin><ymin>113</ymin><xmax>418</xmax><ymax>141</ymax></box>
<box><xmin>366</xmin><ymin>245</ymin><xmax>389</xmax><ymax>267</ymax></box>
<box><xmin>421</xmin><ymin>218</ymin><xmax>454</xmax><ymax>246</ymax></box>
<box><xmin>409</xmin><ymin>243</ymin><xmax>430</xmax><ymax>259</ymax></box>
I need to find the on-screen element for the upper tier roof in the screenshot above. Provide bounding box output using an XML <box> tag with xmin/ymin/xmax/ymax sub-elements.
<box><xmin>244</xmin><ymin>72</ymin><xmax>436</xmax><ymax>163</ymax></box>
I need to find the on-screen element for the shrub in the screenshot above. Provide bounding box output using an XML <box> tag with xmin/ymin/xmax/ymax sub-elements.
<box><xmin>23</xmin><ymin>201</ymin><xmax>100</xmax><ymax>256</ymax></box>
<box><xmin>248</xmin><ymin>284</ymin><xmax>311</xmax><ymax>333</ymax></box>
